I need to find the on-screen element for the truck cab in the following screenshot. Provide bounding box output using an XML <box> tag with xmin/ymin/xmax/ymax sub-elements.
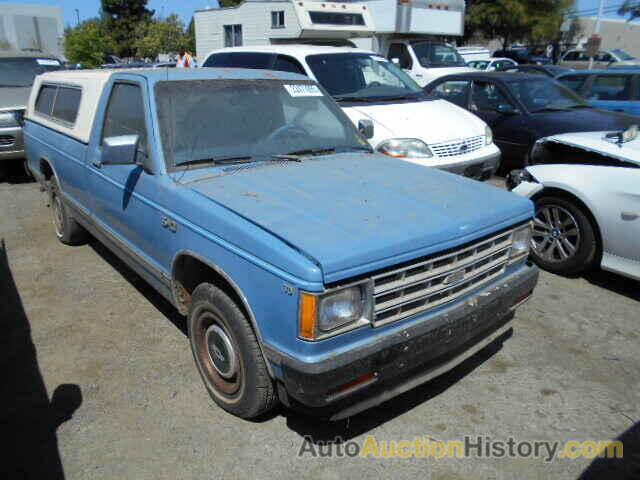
<box><xmin>25</xmin><ymin>67</ymin><xmax>538</xmax><ymax>420</ymax></box>
<box><xmin>386</xmin><ymin>40</ymin><xmax>475</xmax><ymax>87</ymax></box>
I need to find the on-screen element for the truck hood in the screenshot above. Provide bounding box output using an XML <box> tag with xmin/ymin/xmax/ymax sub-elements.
<box><xmin>186</xmin><ymin>154</ymin><xmax>532</xmax><ymax>283</ymax></box>
<box><xmin>0</xmin><ymin>86</ymin><xmax>31</xmax><ymax>111</ymax></box>
<box><xmin>342</xmin><ymin>99</ymin><xmax>486</xmax><ymax>145</ymax></box>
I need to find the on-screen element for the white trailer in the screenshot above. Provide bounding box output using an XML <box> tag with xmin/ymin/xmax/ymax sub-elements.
<box><xmin>195</xmin><ymin>0</ymin><xmax>470</xmax><ymax>85</ymax></box>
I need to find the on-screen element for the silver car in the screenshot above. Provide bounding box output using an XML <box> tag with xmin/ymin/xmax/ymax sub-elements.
<box><xmin>559</xmin><ymin>48</ymin><xmax>640</xmax><ymax>70</ymax></box>
<box><xmin>0</xmin><ymin>51</ymin><xmax>63</xmax><ymax>177</ymax></box>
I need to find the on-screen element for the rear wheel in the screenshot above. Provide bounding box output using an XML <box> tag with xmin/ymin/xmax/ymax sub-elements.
<box><xmin>49</xmin><ymin>177</ymin><xmax>88</xmax><ymax>245</ymax></box>
<box><xmin>188</xmin><ymin>283</ymin><xmax>277</xmax><ymax>419</ymax></box>
<box><xmin>531</xmin><ymin>196</ymin><xmax>598</xmax><ymax>275</ymax></box>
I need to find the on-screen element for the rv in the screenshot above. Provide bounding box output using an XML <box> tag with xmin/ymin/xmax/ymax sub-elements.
<box><xmin>194</xmin><ymin>0</ymin><xmax>473</xmax><ymax>86</ymax></box>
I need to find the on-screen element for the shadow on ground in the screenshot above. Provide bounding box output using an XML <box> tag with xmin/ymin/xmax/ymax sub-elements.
<box><xmin>578</xmin><ymin>421</ymin><xmax>640</xmax><ymax>480</ymax></box>
<box><xmin>583</xmin><ymin>269</ymin><xmax>639</xmax><ymax>302</ymax></box>
<box><xmin>0</xmin><ymin>160</ymin><xmax>35</xmax><ymax>185</ymax></box>
<box><xmin>89</xmin><ymin>240</ymin><xmax>187</xmax><ymax>335</ymax></box>
<box><xmin>0</xmin><ymin>239</ymin><xmax>82</xmax><ymax>479</ymax></box>
<box><xmin>89</xmin><ymin>236</ymin><xmax>512</xmax><ymax>438</ymax></box>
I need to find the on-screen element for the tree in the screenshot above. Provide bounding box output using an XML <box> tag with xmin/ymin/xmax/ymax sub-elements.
<box><xmin>185</xmin><ymin>17</ymin><xmax>196</xmax><ymax>53</ymax></box>
<box><xmin>619</xmin><ymin>1</ymin><xmax>640</xmax><ymax>20</ymax></box>
<box><xmin>136</xmin><ymin>14</ymin><xmax>187</xmax><ymax>58</ymax></box>
<box><xmin>218</xmin><ymin>0</ymin><xmax>242</xmax><ymax>7</ymax></box>
<box><xmin>101</xmin><ymin>0</ymin><xmax>155</xmax><ymax>58</ymax></box>
<box><xmin>466</xmin><ymin>0</ymin><xmax>573</xmax><ymax>49</ymax></box>
<box><xmin>64</xmin><ymin>18</ymin><xmax>114</xmax><ymax>67</ymax></box>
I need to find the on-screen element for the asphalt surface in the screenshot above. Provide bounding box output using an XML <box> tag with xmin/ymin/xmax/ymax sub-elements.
<box><xmin>1</xmin><ymin>167</ymin><xmax>639</xmax><ymax>480</ymax></box>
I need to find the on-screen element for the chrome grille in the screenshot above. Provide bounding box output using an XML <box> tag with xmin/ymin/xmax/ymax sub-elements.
<box><xmin>430</xmin><ymin>136</ymin><xmax>484</xmax><ymax>158</ymax></box>
<box><xmin>0</xmin><ymin>135</ymin><xmax>14</xmax><ymax>147</ymax></box>
<box><xmin>371</xmin><ymin>229</ymin><xmax>514</xmax><ymax>326</ymax></box>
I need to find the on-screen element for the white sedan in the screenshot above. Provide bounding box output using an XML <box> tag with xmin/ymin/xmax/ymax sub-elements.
<box><xmin>467</xmin><ymin>58</ymin><xmax>518</xmax><ymax>71</ymax></box>
<box><xmin>508</xmin><ymin>127</ymin><xmax>640</xmax><ymax>280</ymax></box>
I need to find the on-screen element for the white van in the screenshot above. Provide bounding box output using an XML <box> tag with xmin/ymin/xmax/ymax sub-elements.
<box><xmin>202</xmin><ymin>45</ymin><xmax>500</xmax><ymax>180</ymax></box>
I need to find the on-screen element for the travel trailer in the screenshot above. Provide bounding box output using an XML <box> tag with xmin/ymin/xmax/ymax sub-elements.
<box><xmin>194</xmin><ymin>0</ymin><xmax>472</xmax><ymax>85</ymax></box>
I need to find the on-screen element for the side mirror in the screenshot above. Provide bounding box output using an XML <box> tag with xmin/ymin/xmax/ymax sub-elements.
<box><xmin>102</xmin><ymin>135</ymin><xmax>140</xmax><ymax>166</ymax></box>
<box><xmin>496</xmin><ymin>103</ymin><xmax>518</xmax><ymax>115</ymax></box>
<box><xmin>390</xmin><ymin>57</ymin><xmax>400</xmax><ymax>65</ymax></box>
<box><xmin>358</xmin><ymin>119</ymin><xmax>374</xmax><ymax>139</ymax></box>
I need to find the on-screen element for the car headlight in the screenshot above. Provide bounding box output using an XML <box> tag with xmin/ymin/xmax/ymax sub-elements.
<box><xmin>377</xmin><ymin>138</ymin><xmax>433</xmax><ymax>158</ymax></box>
<box><xmin>509</xmin><ymin>222</ymin><xmax>533</xmax><ymax>263</ymax></box>
<box><xmin>299</xmin><ymin>281</ymin><xmax>373</xmax><ymax>340</ymax></box>
<box><xmin>0</xmin><ymin>110</ymin><xmax>21</xmax><ymax>127</ymax></box>
<box><xmin>485</xmin><ymin>125</ymin><xmax>493</xmax><ymax>145</ymax></box>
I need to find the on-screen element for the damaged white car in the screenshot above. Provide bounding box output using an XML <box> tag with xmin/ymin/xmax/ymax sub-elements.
<box><xmin>508</xmin><ymin>126</ymin><xmax>640</xmax><ymax>279</ymax></box>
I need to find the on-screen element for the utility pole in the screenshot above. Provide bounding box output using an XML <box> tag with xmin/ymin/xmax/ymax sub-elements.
<box><xmin>75</xmin><ymin>8</ymin><xmax>80</xmax><ymax>26</ymax></box>
<box><xmin>588</xmin><ymin>0</ymin><xmax>605</xmax><ymax>69</ymax></box>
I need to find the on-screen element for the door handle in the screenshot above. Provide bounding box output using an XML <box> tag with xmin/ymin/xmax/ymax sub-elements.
<box><xmin>621</xmin><ymin>212</ymin><xmax>639</xmax><ymax>220</ymax></box>
<box><xmin>415</xmin><ymin>73</ymin><xmax>423</xmax><ymax>77</ymax></box>
<box><xmin>91</xmin><ymin>158</ymin><xmax>102</xmax><ymax>168</ymax></box>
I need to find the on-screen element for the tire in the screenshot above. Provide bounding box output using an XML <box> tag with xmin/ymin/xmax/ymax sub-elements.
<box><xmin>188</xmin><ymin>283</ymin><xmax>277</xmax><ymax>419</ymax></box>
<box><xmin>49</xmin><ymin>177</ymin><xmax>88</xmax><ymax>245</ymax></box>
<box><xmin>530</xmin><ymin>196</ymin><xmax>598</xmax><ymax>275</ymax></box>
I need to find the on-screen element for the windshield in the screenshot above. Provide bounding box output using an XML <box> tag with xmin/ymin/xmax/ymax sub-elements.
<box><xmin>155</xmin><ymin>79</ymin><xmax>371</xmax><ymax>169</ymax></box>
<box><xmin>611</xmin><ymin>49</ymin><xmax>635</xmax><ymax>61</ymax></box>
<box><xmin>508</xmin><ymin>78</ymin><xmax>588</xmax><ymax>112</ymax></box>
<box><xmin>411</xmin><ymin>42</ymin><xmax>467</xmax><ymax>68</ymax></box>
<box><xmin>305</xmin><ymin>53</ymin><xmax>424</xmax><ymax>101</ymax></box>
<box><xmin>0</xmin><ymin>57</ymin><xmax>62</xmax><ymax>87</ymax></box>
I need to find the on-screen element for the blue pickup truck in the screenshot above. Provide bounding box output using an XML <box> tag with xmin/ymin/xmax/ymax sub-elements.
<box><xmin>24</xmin><ymin>68</ymin><xmax>538</xmax><ymax>420</ymax></box>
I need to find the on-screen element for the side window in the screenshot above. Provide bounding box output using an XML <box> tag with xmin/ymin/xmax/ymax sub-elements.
<box><xmin>273</xmin><ymin>55</ymin><xmax>306</xmax><ymax>75</ymax></box>
<box><xmin>432</xmin><ymin>80</ymin><xmax>470</xmax><ymax>107</ymax></box>
<box><xmin>596</xmin><ymin>52</ymin><xmax>612</xmax><ymax>62</ymax></box>
<box><xmin>564</xmin><ymin>51</ymin><xmax>578</xmax><ymax>61</ymax></box>
<box><xmin>271</xmin><ymin>11</ymin><xmax>285</xmax><ymax>28</ymax></box>
<box><xmin>51</xmin><ymin>87</ymin><xmax>81</xmax><ymax>124</ymax></box>
<box><xmin>388</xmin><ymin>43</ymin><xmax>412</xmax><ymax>70</ymax></box>
<box><xmin>577</xmin><ymin>51</ymin><xmax>590</xmax><ymax>61</ymax></box>
<box><xmin>470</xmin><ymin>81</ymin><xmax>513</xmax><ymax>112</ymax></box>
<box><xmin>557</xmin><ymin>75</ymin><xmax>588</xmax><ymax>94</ymax></box>
<box><xmin>102</xmin><ymin>83</ymin><xmax>148</xmax><ymax>152</ymax></box>
<box><xmin>589</xmin><ymin>75</ymin><xmax>632</xmax><ymax>101</ymax></box>
<box><xmin>223</xmin><ymin>24</ymin><xmax>243</xmax><ymax>47</ymax></box>
<box><xmin>35</xmin><ymin>84</ymin><xmax>57</xmax><ymax>116</ymax></box>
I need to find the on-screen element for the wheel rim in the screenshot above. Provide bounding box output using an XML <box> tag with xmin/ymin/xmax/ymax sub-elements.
<box><xmin>532</xmin><ymin>204</ymin><xmax>581</xmax><ymax>263</ymax></box>
<box><xmin>52</xmin><ymin>193</ymin><xmax>64</xmax><ymax>238</ymax></box>
<box><xmin>194</xmin><ymin>311</ymin><xmax>242</xmax><ymax>397</ymax></box>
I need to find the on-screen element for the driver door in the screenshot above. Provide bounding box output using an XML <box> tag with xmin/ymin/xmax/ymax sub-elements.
<box><xmin>469</xmin><ymin>81</ymin><xmax>529</xmax><ymax>163</ymax></box>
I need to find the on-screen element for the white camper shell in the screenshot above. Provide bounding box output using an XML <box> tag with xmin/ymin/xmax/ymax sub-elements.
<box><xmin>194</xmin><ymin>0</ymin><xmax>471</xmax><ymax>85</ymax></box>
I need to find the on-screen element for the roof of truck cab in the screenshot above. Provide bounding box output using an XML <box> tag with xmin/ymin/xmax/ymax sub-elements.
<box><xmin>27</xmin><ymin>67</ymin><xmax>310</xmax><ymax>144</ymax></box>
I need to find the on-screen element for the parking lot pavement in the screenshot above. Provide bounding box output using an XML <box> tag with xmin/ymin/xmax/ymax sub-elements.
<box><xmin>1</xmin><ymin>175</ymin><xmax>639</xmax><ymax>480</ymax></box>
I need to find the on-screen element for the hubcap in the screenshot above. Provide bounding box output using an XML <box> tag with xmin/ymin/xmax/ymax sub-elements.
<box><xmin>532</xmin><ymin>205</ymin><xmax>581</xmax><ymax>263</ymax></box>
<box><xmin>205</xmin><ymin>324</ymin><xmax>237</xmax><ymax>379</ymax></box>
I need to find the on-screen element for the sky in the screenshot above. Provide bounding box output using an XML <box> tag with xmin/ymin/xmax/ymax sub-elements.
<box><xmin>5</xmin><ymin>0</ymin><xmax>636</xmax><ymax>27</ymax></box>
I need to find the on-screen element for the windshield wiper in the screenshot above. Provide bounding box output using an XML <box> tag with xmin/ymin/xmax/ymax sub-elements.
<box><xmin>567</xmin><ymin>104</ymin><xmax>593</xmax><ymax>109</ymax></box>
<box><xmin>177</xmin><ymin>155</ymin><xmax>254</xmax><ymax>167</ymax></box>
<box><xmin>272</xmin><ymin>148</ymin><xmax>337</xmax><ymax>161</ymax></box>
<box><xmin>334</xmin><ymin>96</ymin><xmax>374</xmax><ymax>103</ymax></box>
<box><xmin>533</xmin><ymin>106</ymin><xmax>570</xmax><ymax>113</ymax></box>
<box><xmin>0</xmin><ymin>84</ymin><xmax>32</xmax><ymax>88</ymax></box>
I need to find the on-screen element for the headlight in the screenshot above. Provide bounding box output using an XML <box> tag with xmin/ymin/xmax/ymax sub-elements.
<box><xmin>0</xmin><ymin>110</ymin><xmax>21</xmax><ymax>128</ymax></box>
<box><xmin>485</xmin><ymin>125</ymin><xmax>493</xmax><ymax>145</ymax></box>
<box><xmin>299</xmin><ymin>282</ymin><xmax>373</xmax><ymax>340</ymax></box>
<box><xmin>509</xmin><ymin>222</ymin><xmax>533</xmax><ymax>263</ymax></box>
<box><xmin>377</xmin><ymin>138</ymin><xmax>433</xmax><ymax>158</ymax></box>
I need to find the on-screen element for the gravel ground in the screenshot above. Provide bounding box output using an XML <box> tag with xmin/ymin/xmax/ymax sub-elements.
<box><xmin>1</xmin><ymin>169</ymin><xmax>639</xmax><ymax>480</ymax></box>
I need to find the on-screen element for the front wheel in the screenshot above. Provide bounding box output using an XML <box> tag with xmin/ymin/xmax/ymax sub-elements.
<box><xmin>530</xmin><ymin>196</ymin><xmax>598</xmax><ymax>275</ymax></box>
<box><xmin>187</xmin><ymin>283</ymin><xmax>277</xmax><ymax>419</ymax></box>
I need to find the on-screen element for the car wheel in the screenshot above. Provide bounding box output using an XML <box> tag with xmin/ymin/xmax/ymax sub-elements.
<box><xmin>531</xmin><ymin>196</ymin><xmax>598</xmax><ymax>275</ymax></box>
<box><xmin>49</xmin><ymin>177</ymin><xmax>89</xmax><ymax>245</ymax></box>
<box><xmin>188</xmin><ymin>283</ymin><xmax>277</xmax><ymax>419</ymax></box>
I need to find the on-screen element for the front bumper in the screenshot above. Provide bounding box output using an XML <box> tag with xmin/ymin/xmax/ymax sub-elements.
<box><xmin>438</xmin><ymin>149</ymin><xmax>501</xmax><ymax>180</ymax></box>
<box><xmin>0</xmin><ymin>125</ymin><xmax>24</xmax><ymax>161</ymax></box>
<box><xmin>272</xmin><ymin>262</ymin><xmax>538</xmax><ymax>419</ymax></box>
